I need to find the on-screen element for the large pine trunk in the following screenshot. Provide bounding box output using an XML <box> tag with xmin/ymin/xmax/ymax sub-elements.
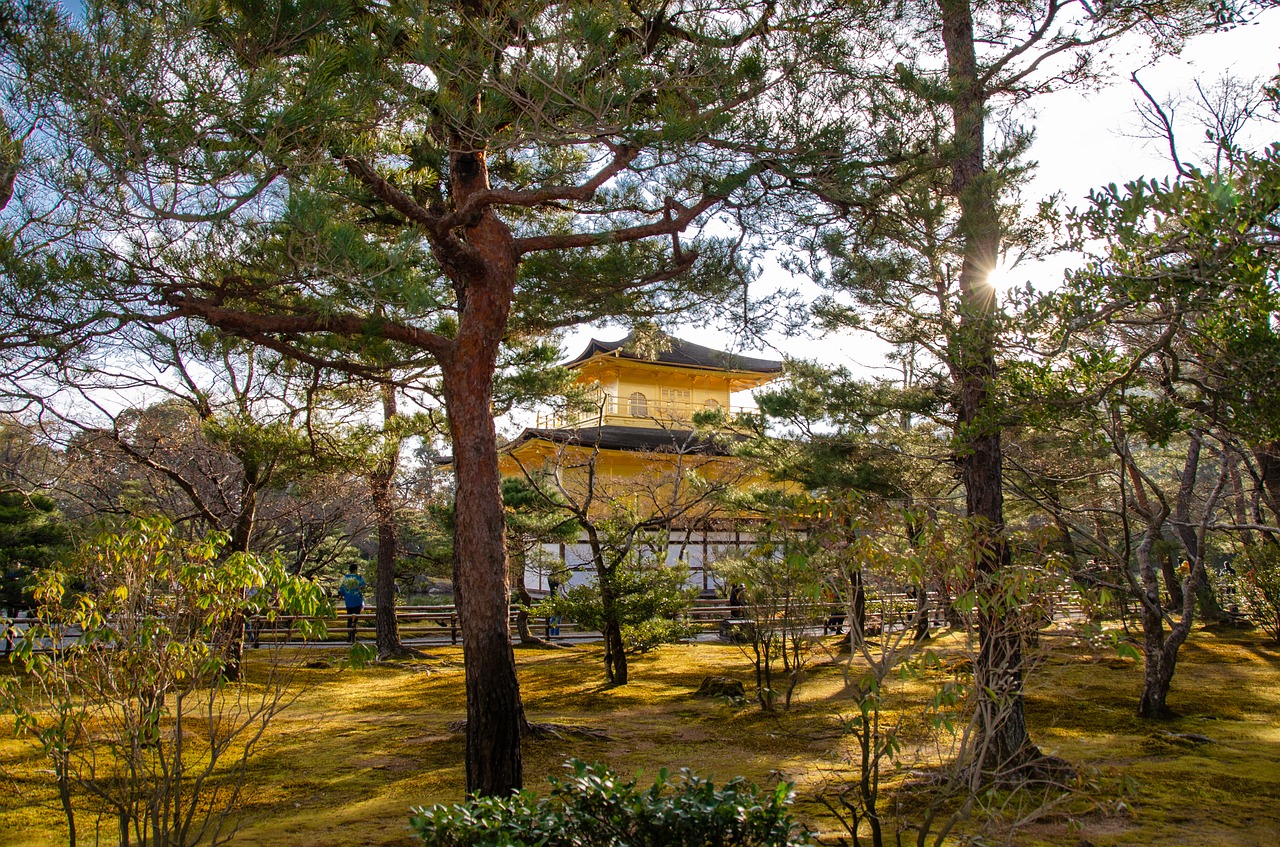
<box><xmin>446</xmin><ymin>362</ymin><xmax>525</xmax><ymax>796</ymax></box>
<box><xmin>442</xmin><ymin>149</ymin><xmax>526</xmax><ymax>797</ymax></box>
<box><xmin>939</xmin><ymin>0</ymin><xmax>1038</xmax><ymax>771</ymax></box>
<box><xmin>963</xmin><ymin>403</ymin><xmax>1035</xmax><ymax>768</ymax></box>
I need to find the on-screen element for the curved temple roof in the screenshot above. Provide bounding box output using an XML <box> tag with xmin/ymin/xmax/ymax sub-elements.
<box><xmin>564</xmin><ymin>331</ymin><xmax>783</xmax><ymax>375</ymax></box>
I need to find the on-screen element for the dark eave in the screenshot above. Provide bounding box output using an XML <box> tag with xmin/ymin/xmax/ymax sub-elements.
<box><xmin>564</xmin><ymin>331</ymin><xmax>783</xmax><ymax>375</ymax></box>
<box><xmin>503</xmin><ymin>425</ymin><xmax>744</xmax><ymax>456</ymax></box>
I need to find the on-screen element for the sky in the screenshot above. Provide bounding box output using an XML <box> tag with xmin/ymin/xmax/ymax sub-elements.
<box><xmin>561</xmin><ymin>7</ymin><xmax>1280</xmax><ymax>386</ymax></box>
<box><xmin>1025</xmin><ymin>11</ymin><xmax>1280</xmax><ymax>215</ymax></box>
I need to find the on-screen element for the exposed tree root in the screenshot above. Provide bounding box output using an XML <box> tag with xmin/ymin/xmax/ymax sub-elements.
<box><xmin>378</xmin><ymin>645</ymin><xmax>432</xmax><ymax>662</ymax></box>
<box><xmin>447</xmin><ymin>719</ymin><xmax>611</xmax><ymax>741</ymax></box>
<box><xmin>1000</xmin><ymin>752</ymin><xmax>1076</xmax><ymax>786</ymax></box>
<box><xmin>524</xmin><ymin>722</ymin><xmax>612</xmax><ymax>741</ymax></box>
<box><xmin>515</xmin><ymin>637</ymin><xmax>567</xmax><ymax>650</ymax></box>
<box><xmin>902</xmin><ymin>749</ymin><xmax>1077</xmax><ymax>792</ymax></box>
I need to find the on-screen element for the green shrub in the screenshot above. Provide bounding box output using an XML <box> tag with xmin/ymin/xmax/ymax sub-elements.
<box><xmin>623</xmin><ymin>616</ymin><xmax>698</xmax><ymax>653</ymax></box>
<box><xmin>537</xmin><ymin>557</ymin><xmax>699</xmax><ymax>654</ymax></box>
<box><xmin>1234</xmin><ymin>545</ymin><xmax>1280</xmax><ymax>642</ymax></box>
<box><xmin>1</xmin><ymin>516</ymin><xmax>332</xmax><ymax>847</ymax></box>
<box><xmin>409</xmin><ymin>760</ymin><xmax>810</xmax><ymax>847</ymax></box>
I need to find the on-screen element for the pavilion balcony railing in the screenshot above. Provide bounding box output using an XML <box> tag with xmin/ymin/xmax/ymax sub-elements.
<box><xmin>534</xmin><ymin>396</ymin><xmax>757</xmax><ymax>429</ymax></box>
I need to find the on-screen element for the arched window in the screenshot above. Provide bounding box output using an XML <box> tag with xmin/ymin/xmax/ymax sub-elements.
<box><xmin>703</xmin><ymin>398</ymin><xmax>721</xmax><ymax>410</ymax></box>
<box><xmin>628</xmin><ymin>392</ymin><xmax>648</xmax><ymax>417</ymax></box>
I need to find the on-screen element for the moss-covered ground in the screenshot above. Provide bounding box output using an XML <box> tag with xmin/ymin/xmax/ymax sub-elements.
<box><xmin>2</xmin><ymin>625</ymin><xmax>1277</xmax><ymax>846</ymax></box>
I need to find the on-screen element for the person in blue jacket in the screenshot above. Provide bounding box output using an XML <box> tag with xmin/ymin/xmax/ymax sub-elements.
<box><xmin>337</xmin><ymin>564</ymin><xmax>367</xmax><ymax>643</ymax></box>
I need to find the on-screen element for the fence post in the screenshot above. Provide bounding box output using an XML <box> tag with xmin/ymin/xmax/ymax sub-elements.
<box><xmin>450</xmin><ymin>613</ymin><xmax>457</xmax><ymax>645</ymax></box>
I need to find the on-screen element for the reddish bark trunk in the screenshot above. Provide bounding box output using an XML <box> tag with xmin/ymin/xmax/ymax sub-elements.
<box><xmin>446</xmin><ymin>359</ymin><xmax>524</xmax><ymax>795</ymax></box>
<box><xmin>442</xmin><ymin>148</ymin><xmax>525</xmax><ymax>796</ymax></box>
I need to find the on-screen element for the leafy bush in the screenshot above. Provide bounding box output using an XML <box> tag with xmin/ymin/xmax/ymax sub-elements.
<box><xmin>537</xmin><ymin>557</ymin><xmax>698</xmax><ymax>653</ymax></box>
<box><xmin>622</xmin><ymin>616</ymin><xmax>698</xmax><ymax>653</ymax></box>
<box><xmin>1</xmin><ymin>516</ymin><xmax>332</xmax><ymax>847</ymax></box>
<box><xmin>1233</xmin><ymin>545</ymin><xmax>1280</xmax><ymax>642</ymax></box>
<box><xmin>409</xmin><ymin>760</ymin><xmax>810</xmax><ymax>847</ymax></box>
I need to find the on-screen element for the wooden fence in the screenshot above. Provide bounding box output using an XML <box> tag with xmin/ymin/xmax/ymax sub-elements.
<box><xmin>4</xmin><ymin>591</ymin><xmax>1090</xmax><ymax>652</ymax></box>
<box><xmin>250</xmin><ymin>591</ymin><xmax>1075</xmax><ymax>647</ymax></box>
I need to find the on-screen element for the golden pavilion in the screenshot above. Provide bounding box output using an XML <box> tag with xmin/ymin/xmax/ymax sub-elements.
<box><xmin>500</xmin><ymin>332</ymin><xmax>784</xmax><ymax>594</ymax></box>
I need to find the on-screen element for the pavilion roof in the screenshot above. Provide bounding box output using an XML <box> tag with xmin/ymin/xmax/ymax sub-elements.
<box><xmin>564</xmin><ymin>331</ymin><xmax>783</xmax><ymax>375</ymax></box>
